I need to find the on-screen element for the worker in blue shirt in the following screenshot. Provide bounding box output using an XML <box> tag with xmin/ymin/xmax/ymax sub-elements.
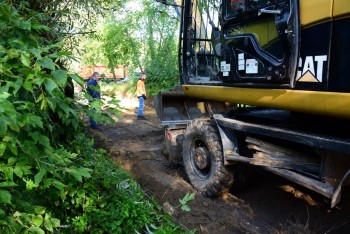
<box><xmin>86</xmin><ymin>72</ymin><xmax>101</xmax><ymax>129</ymax></box>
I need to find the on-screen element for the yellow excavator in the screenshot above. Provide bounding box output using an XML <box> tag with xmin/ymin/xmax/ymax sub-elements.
<box><xmin>155</xmin><ymin>0</ymin><xmax>350</xmax><ymax>207</ymax></box>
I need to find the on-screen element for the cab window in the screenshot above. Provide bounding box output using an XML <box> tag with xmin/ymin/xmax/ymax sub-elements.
<box><xmin>226</xmin><ymin>0</ymin><xmax>275</xmax><ymax>18</ymax></box>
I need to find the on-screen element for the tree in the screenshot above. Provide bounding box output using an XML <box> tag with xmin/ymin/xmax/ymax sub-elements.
<box><xmin>142</xmin><ymin>0</ymin><xmax>180</xmax><ymax>94</ymax></box>
<box><xmin>76</xmin><ymin>0</ymin><xmax>180</xmax><ymax>94</ymax></box>
<box><xmin>103</xmin><ymin>20</ymin><xmax>142</xmax><ymax>77</ymax></box>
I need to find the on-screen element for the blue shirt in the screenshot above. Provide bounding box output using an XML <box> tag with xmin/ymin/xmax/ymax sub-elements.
<box><xmin>86</xmin><ymin>78</ymin><xmax>101</xmax><ymax>99</ymax></box>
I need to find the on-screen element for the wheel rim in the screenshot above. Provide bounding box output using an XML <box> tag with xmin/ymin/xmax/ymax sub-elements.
<box><xmin>190</xmin><ymin>138</ymin><xmax>211</xmax><ymax>178</ymax></box>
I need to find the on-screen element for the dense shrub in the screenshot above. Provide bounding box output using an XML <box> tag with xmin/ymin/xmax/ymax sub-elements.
<box><xmin>0</xmin><ymin>2</ymin><xmax>191</xmax><ymax>233</ymax></box>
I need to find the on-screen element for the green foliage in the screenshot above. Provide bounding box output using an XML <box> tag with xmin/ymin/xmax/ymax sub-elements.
<box><xmin>59</xmin><ymin>135</ymin><xmax>189</xmax><ymax>233</ymax></box>
<box><xmin>0</xmin><ymin>2</ymin><xmax>87</xmax><ymax>232</ymax></box>
<box><xmin>142</xmin><ymin>0</ymin><xmax>180</xmax><ymax>95</ymax></box>
<box><xmin>145</xmin><ymin>35</ymin><xmax>179</xmax><ymax>96</ymax></box>
<box><xmin>101</xmin><ymin>80</ymin><xmax>135</xmax><ymax>98</ymax></box>
<box><xmin>75</xmin><ymin>32</ymin><xmax>108</xmax><ymax>67</ymax></box>
<box><xmin>102</xmin><ymin>22</ymin><xmax>142</xmax><ymax>75</ymax></box>
<box><xmin>77</xmin><ymin>0</ymin><xmax>180</xmax><ymax>97</ymax></box>
<box><xmin>179</xmin><ymin>193</ymin><xmax>196</xmax><ymax>212</ymax></box>
<box><xmin>0</xmin><ymin>1</ymin><xmax>189</xmax><ymax>233</ymax></box>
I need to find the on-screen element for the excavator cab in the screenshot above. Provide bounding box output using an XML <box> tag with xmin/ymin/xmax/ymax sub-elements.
<box><xmin>180</xmin><ymin>0</ymin><xmax>299</xmax><ymax>87</ymax></box>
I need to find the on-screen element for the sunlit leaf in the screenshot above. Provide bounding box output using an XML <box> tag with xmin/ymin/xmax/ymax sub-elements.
<box><xmin>27</xmin><ymin>114</ymin><xmax>43</xmax><ymax>129</ymax></box>
<box><xmin>69</xmin><ymin>73</ymin><xmax>84</xmax><ymax>87</ymax></box>
<box><xmin>33</xmin><ymin>77</ymin><xmax>45</xmax><ymax>86</ymax></box>
<box><xmin>65</xmin><ymin>168</ymin><xmax>82</xmax><ymax>182</ymax></box>
<box><xmin>46</xmin><ymin>97</ymin><xmax>57</xmax><ymax>111</ymax></box>
<box><xmin>0</xmin><ymin>181</ymin><xmax>18</xmax><ymax>187</ymax></box>
<box><xmin>38</xmin><ymin>134</ymin><xmax>50</xmax><ymax>149</ymax></box>
<box><xmin>179</xmin><ymin>192</ymin><xmax>195</xmax><ymax>212</ymax></box>
<box><xmin>91</xmin><ymin>100</ymin><xmax>101</xmax><ymax>110</ymax></box>
<box><xmin>31</xmin><ymin>23</ymin><xmax>50</xmax><ymax>31</ymax></box>
<box><xmin>32</xmin><ymin>215</ymin><xmax>44</xmax><ymax>226</ymax></box>
<box><xmin>34</xmin><ymin>170</ymin><xmax>47</xmax><ymax>186</ymax></box>
<box><xmin>20</xmin><ymin>20</ymin><xmax>31</xmax><ymax>30</ymax></box>
<box><xmin>28</xmin><ymin>226</ymin><xmax>45</xmax><ymax>234</ymax></box>
<box><xmin>7</xmin><ymin>48</ymin><xmax>20</xmax><ymax>58</ymax></box>
<box><xmin>30</xmin><ymin>48</ymin><xmax>42</xmax><ymax>59</ymax></box>
<box><xmin>0</xmin><ymin>190</ymin><xmax>11</xmax><ymax>204</ymax></box>
<box><xmin>4</xmin><ymin>167</ymin><xmax>13</xmax><ymax>181</ymax></box>
<box><xmin>38</xmin><ymin>57</ymin><xmax>55</xmax><ymax>70</ymax></box>
<box><xmin>25</xmin><ymin>179</ymin><xmax>37</xmax><ymax>190</ymax></box>
<box><xmin>14</xmin><ymin>79</ymin><xmax>23</xmax><ymax>95</ymax></box>
<box><xmin>44</xmin><ymin>79</ymin><xmax>57</xmax><ymax>92</ymax></box>
<box><xmin>51</xmin><ymin>180</ymin><xmax>66</xmax><ymax>191</ymax></box>
<box><xmin>180</xmin><ymin>204</ymin><xmax>190</xmax><ymax>212</ymax></box>
<box><xmin>20</xmin><ymin>53</ymin><xmax>30</xmax><ymax>67</ymax></box>
<box><xmin>23</xmin><ymin>81</ymin><xmax>33</xmax><ymax>92</ymax></box>
<box><xmin>7</xmin><ymin>117</ymin><xmax>20</xmax><ymax>132</ymax></box>
<box><xmin>77</xmin><ymin>189</ymin><xmax>86</xmax><ymax>198</ymax></box>
<box><xmin>8</xmin><ymin>142</ymin><xmax>18</xmax><ymax>155</ymax></box>
<box><xmin>44</xmin><ymin>215</ymin><xmax>54</xmax><ymax>232</ymax></box>
<box><xmin>14</xmin><ymin>166</ymin><xmax>23</xmax><ymax>178</ymax></box>
<box><xmin>0</xmin><ymin>142</ymin><xmax>5</xmax><ymax>157</ymax></box>
<box><xmin>8</xmin><ymin>157</ymin><xmax>17</xmax><ymax>165</ymax></box>
<box><xmin>58</xmin><ymin>102</ymin><xmax>71</xmax><ymax>115</ymax></box>
<box><xmin>0</xmin><ymin>92</ymin><xmax>11</xmax><ymax>99</ymax></box>
<box><xmin>52</xmin><ymin>69</ymin><xmax>67</xmax><ymax>85</ymax></box>
<box><xmin>57</xmin><ymin>51</ymin><xmax>72</xmax><ymax>56</ymax></box>
<box><xmin>34</xmin><ymin>206</ymin><xmax>46</xmax><ymax>215</ymax></box>
<box><xmin>50</xmin><ymin>218</ymin><xmax>60</xmax><ymax>227</ymax></box>
<box><xmin>65</xmin><ymin>167</ymin><xmax>92</xmax><ymax>182</ymax></box>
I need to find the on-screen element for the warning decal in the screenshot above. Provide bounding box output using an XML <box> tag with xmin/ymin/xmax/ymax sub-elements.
<box><xmin>221</xmin><ymin>61</ymin><xmax>231</xmax><ymax>77</ymax></box>
<box><xmin>238</xmin><ymin>53</ymin><xmax>245</xmax><ymax>70</ymax></box>
<box><xmin>246</xmin><ymin>59</ymin><xmax>258</xmax><ymax>74</ymax></box>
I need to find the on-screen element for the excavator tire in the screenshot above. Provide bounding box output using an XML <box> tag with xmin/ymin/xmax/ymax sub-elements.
<box><xmin>183</xmin><ymin>120</ymin><xmax>234</xmax><ymax>197</ymax></box>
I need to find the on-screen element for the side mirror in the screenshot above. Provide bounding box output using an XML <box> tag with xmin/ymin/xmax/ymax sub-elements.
<box><xmin>156</xmin><ymin>0</ymin><xmax>169</xmax><ymax>5</ymax></box>
<box><xmin>155</xmin><ymin>0</ymin><xmax>182</xmax><ymax>7</ymax></box>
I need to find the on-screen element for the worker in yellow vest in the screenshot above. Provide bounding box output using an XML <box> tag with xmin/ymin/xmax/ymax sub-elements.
<box><xmin>136</xmin><ymin>72</ymin><xmax>147</xmax><ymax>120</ymax></box>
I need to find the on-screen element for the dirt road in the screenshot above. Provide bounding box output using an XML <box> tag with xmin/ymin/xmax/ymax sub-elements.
<box><xmin>90</xmin><ymin>105</ymin><xmax>350</xmax><ymax>234</ymax></box>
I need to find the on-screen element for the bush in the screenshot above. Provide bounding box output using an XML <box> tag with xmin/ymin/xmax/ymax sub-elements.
<box><xmin>0</xmin><ymin>2</ymin><xmax>190</xmax><ymax>233</ymax></box>
<box><xmin>58</xmin><ymin>134</ymin><xmax>190</xmax><ymax>233</ymax></box>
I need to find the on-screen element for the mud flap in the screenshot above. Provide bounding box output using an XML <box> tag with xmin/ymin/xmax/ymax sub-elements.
<box><xmin>331</xmin><ymin>169</ymin><xmax>350</xmax><ymax>208</ymax></box>
<box><xmin>215</xmin><ymin>122</ymin><xmax>240</xmax><ymax>165</ymax></box>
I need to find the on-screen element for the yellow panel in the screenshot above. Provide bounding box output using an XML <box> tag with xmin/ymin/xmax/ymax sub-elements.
<box><xmin>299</xmin><ymin>0</ymin><xmax>333</xmax><ymax>27</ymax></box>
<box><xmin>182</xmin><ymin>85</ymin><xmax>350</xmax><ymax>119</ymax></box>
<box><xmin>333</xmin><ymin>0</ymin><xmax>350</xmax><ymax>18</ymax></box>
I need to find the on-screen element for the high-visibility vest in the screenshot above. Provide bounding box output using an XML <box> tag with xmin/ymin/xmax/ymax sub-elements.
<box><xmin>136</xmin><ymin>79</ymin><xmax>146</xmax><ymax>97</ymax></box>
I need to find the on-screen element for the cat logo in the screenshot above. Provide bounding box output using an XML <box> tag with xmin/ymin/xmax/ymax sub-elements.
<box><xmin>296</xmin><ymin>55</ymin><xmax>327</xmax><ymax>82</ymax></box>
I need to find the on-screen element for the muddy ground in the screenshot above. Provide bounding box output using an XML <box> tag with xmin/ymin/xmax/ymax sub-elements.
<box><xmin>89</xmin><ymin>103</ymin><xmax>350</xmax><ymax>234</ymax></box>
